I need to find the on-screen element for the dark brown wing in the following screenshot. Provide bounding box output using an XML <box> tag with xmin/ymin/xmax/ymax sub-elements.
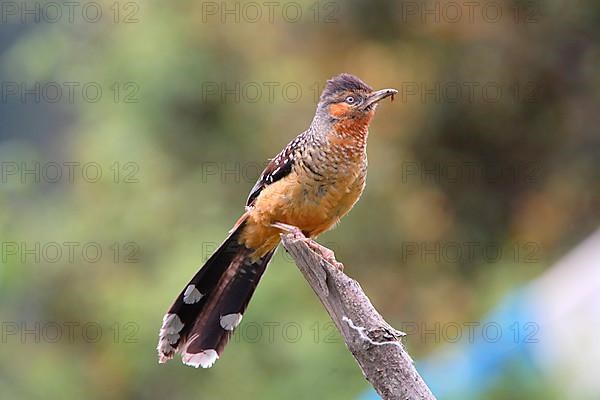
<box><xmin>246</xmin><ymin>135</ymin><xmax>304</xmax><ymax>206</ymax></box>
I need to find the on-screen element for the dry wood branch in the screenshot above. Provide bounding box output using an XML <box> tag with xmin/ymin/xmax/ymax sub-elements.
<box><xmin>280</xmin><ymin>230</ymin><xmax>436</xmax><ymax>400</ymax></box>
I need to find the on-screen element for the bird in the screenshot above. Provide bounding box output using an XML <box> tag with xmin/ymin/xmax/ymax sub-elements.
<box><xmin>157</xmin><ymin>73</ymin><xmax>397</xmax><ymax>368</ymax></box>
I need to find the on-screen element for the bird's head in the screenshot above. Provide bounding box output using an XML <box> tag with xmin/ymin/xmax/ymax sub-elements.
<box><xmin>316</xmin><ymin>73</ymin><xmax>397</xmax><ymax>124</ymax></box>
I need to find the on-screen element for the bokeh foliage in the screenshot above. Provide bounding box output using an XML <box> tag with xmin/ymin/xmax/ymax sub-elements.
<box><xmin>0</xmin><ymin>0</ymin><xmax>598</xmax><ymax>398</ymax></box>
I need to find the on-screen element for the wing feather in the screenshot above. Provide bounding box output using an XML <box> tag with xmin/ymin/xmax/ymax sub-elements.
<box><xmin>246</xmin><ymin>135</ymin><xmax>305</xmax><ymax>206</ymax></box>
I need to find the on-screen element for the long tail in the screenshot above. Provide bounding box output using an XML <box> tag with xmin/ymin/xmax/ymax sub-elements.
<box><xmin>157</xmin><ymin>220</ymin><xmax>275</xmax><ymax>368</ymax></box>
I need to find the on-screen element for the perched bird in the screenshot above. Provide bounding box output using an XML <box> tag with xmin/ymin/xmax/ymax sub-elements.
<box><xmin>158</xmin><ymin>73</ymin><xmax>397</xmax><ymax>368</ymax></box>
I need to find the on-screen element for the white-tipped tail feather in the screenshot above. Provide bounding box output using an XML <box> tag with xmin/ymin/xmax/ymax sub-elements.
<box><xmin>157</xmin><ymin>313</ymin><xmax>185</xmax><ymax>363</ymax></box>
<box><xmin>220</xmin><ymin>313</ymin><xmax>243</xmax><ymax>331</ymax></box>
<box><xmin>183</xmin><ymin>284</ymin><xmax>204</xmax><ymax>304</ymax></box>
<box><xmin>157</xmin><ymin>220</ymin><xmax>275</xmax><ymax>369</ymax></box>
<box><xmin>182</xmin><ymin>349</ymin><xmax>219</xmax><ymax>368</ymax></box>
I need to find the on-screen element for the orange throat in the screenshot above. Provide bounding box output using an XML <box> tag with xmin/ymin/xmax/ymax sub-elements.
<box><xmin>328</xmin><ymin>111</ymin><xmax>374</xmax><ymax>150</ymax></box>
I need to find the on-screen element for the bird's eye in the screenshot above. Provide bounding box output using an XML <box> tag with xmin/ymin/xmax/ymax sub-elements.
<box><xmin>345</xmin><ymin>96</ymin><xmax>356</xmax><ymax>104</ymax></box>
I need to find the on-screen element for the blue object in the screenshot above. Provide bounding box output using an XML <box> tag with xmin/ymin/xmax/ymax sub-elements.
<box><xmin>359</xmin><ymin>288</ymin><xmax>541</xmax><ymax>399</ymax></box>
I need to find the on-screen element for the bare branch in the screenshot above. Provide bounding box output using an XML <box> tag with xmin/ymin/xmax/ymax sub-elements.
<box><xmin>280</xmin><ymin>230</ymin><xmax>436</xmax><ymax>400</ymax></box>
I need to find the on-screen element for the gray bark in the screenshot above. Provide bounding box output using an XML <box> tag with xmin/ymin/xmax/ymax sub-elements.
<box><xmin>280</xmin><ymin>230</ymin><xmax>436</xmax><ymax>400</ymax></box>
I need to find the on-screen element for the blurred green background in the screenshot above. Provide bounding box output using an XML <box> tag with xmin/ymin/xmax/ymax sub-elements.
<box><xmin>0</xmin><ymin>0</ymin><xmax>598</xmax><ymax>399</ymax></box>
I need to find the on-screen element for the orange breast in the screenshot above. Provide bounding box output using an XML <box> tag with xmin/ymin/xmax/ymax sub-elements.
<box><xmin>239</xmin><ymin>168</ymin><xmax>365</xmax><ymax>259</ymax></box>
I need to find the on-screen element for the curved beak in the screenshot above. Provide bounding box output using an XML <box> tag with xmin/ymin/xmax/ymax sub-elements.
<box><xmin>361</xmin><ymin>88</ymin><xmax>398</xmax><ymax>110</ymax></box>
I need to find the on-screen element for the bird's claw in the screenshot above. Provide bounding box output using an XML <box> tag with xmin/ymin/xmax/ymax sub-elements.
<box><xmin>271</xmin><ymin>222</ymin><xmax>343</xmax><ymax>270</ymax></box>
<box><xmin>271</xmin><ymin>222</ymin><xmax>304</xmax><ymax>237</ymax></box>
<box><xmin>304</xmin><ymin>239</ymin><xmax>344</xmax><ymax>271</ymax></box>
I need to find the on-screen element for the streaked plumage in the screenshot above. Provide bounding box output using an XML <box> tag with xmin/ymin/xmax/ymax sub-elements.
<box><xmin>158</xmin><ymin>73</ymin><xmax>397</xmax><ymax>367</ymax></box>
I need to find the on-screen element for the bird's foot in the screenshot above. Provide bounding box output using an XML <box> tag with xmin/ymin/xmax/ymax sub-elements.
<box><xmin>306</xmin><ymin>240</ymin><xmax>344</xmax><ymax>271</ymax></box>
<box><xmin>271</xmin><ymin>222</ymin><xmax>304</xmax><ymax>239</ymax></box>
<box><xmin>271</xmin><ymin>222</ymin><xmax>344</xmax><ymax>270</ymax></box>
